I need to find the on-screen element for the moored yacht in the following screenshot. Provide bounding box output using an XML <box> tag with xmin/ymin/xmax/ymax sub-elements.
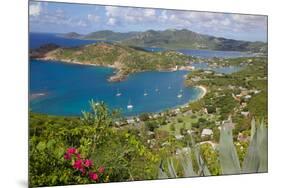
<box><xmin>116</xmin><ymin>89</ymin><xmax>122</xmax><ymax>97</ymax></box>
<box><xmin>127</xmin><ymin>100</ymin><xmax>133</xmax><ymax>109</ymax></box>
<box><xmin>144</xmin><ymin>90</ymin><xmax>148</xmax><ymax>96</ymax></box>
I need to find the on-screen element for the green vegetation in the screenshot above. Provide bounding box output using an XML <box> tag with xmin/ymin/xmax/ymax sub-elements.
<box><xmin>29</xmin><ymin>101</ymin><xmax>160</xmax><ymax>187</ymax></box>
<box><xmin>186</xmin><ymin>57</ymin><xmax>268</xmax><ymax>137</ymax></box>
<box><xmin>158</xmin><ymin>118</ymin><xmax>267</xmax><ymax>178</ymax></box>
<box><xmin>29</xmin><ymin>53</ymin><xmax>268</xmax><ymax>186</ymax></box>
<box><xmin>61</xmin><ymin>29</ymin><xmax>267</xmax><ymax>53</ymax></box>
<box><xmin>43</xmin><ymin>42</ymin><xmax>195</xmax><ymax>81</ymax></box>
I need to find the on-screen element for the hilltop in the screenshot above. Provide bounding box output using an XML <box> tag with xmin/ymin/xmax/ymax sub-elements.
<box><xmin>30</xmin><ymin>42</ymin><xmax>195</xmax><ymax>82</ymax></box>
<box><xmin>83</xmin><ymin>30</ymin><xmax>140</xmax><ymax>41</ymax></box>
<box><xmin>60</xmin><ymin>29</ymin><xmax>267</xmax><ymax>53</ymax></box>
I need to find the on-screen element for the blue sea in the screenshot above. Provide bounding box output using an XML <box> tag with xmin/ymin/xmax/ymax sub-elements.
<box><xmin>191</xmin><ymin>62</ymin><xmax>241</xmax><ymax>74</ymax></box>
<box><xmin>29</xmin><ymin>33</ymin><xmax>99</xmax><ymax>49</ymax></box>
<box><xmin>29</xmin><ymin>33</ymin><xmax>244</xmax><ymax>116</ymax></box>
<box><xmin>30</xmin><ymin>60</ymin><xmax>202</xmax><ymax>116</ymax></box>
<box><xmin>143</xmin><ymin>47</ymin><xmax>254</xmax><ymax>59</ymax></box>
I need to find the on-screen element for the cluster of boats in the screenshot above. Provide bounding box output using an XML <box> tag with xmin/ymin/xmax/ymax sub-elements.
<box><xmin>115</xmin><ymin>86</ymin><xmax>184</xmax><ymax>110</ymax></box>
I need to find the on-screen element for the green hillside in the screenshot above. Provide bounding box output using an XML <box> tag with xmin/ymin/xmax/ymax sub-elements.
<box><xmin>122</xmin><ymin>29</ymin><xmax>267</xmax><ymax>53</ymax></box>
<box><xmin>39</xmin><ymin>42</ymin><xmax>194</xmax><ymax>81</ymax></box>
<box><xmin>60</xmin><ymin>29</ymin><xmax>267</xmax><ymax>53</ymax></box>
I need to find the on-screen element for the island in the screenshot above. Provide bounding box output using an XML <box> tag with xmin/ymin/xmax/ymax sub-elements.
<box><xmin>30</xmin><ymin>42</ymin><xmax>197</xmax><ymax>82</ymax></box>
<box><xmin>60</xmin><ymin>29</ymin><xmax>267</xmax><ymax>53</ymax></box>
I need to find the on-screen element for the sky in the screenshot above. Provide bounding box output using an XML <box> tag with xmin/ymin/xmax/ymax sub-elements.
<box><xmin>29</xmin><ymin>1</ymin><xmax>267</xmax><ymax>42</ymax></box>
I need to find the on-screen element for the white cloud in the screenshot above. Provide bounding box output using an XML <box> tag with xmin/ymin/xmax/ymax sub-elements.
<box><xmin>77</xmin><ymin>20</ymin><xmax>87</xmax><ymax>27</ymax></box>
<box><xmin>144</xmin><ymin>9</ymin><xmax>156</xmax><ymax>17</ymax></box>
<box><xmin>153</xmin><ymin>10</ymin><xmax>266</xmax><ymax>38</ymax></box>
<box><xmin>105</xmin><ymin>6</ymin><xmax>158</xmax><ymax>25</ymax></box>
<box><xmin>107</xmin><ymin>18</ymin><xmax>117</xmax><ymax>26</ymax></box>
<box><xmin>88</xmin><ymin>14</ymin><xmax>100</xmax><ymax>22</ymax></box>
<box><xmin>29</xmin><ymin>2</ymin><xmax>41</xmax><ymax>16</ymax></box>
<box><xmin>30</xmin><ymin>5</ymin><xmax>89</xmax><ymax>28</ymax></box>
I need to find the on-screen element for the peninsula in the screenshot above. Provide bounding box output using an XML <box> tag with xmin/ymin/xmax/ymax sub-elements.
<box><xmin>59</xmin><ymin>29</ymin><xmax>267</xmax><ymax>53</ymax></box>
<box><xmin>30</xmin><ymin>42</ymin><xmax>197</xmax><ymax>82</ymax></box>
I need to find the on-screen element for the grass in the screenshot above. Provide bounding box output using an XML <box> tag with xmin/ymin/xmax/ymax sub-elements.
<box><xmin>157</xmin><ymin>113</ymin><xmax>212</xmax><ymax>135</ymax></box>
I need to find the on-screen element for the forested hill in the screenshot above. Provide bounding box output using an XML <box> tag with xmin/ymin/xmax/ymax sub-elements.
<box><xmin>30</xmin><ymin>42</ymin><xmax>194</xmax><ymax>82</ymax></box>
<box><xmin>60</xmin><ymin>29</ymin><xmax>267</xmax><ymax>53</ymax></box>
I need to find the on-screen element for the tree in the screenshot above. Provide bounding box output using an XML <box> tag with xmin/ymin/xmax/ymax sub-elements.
<box><xmin>139</xmin><ymin>113</ymin><xmax>150</xmax><ymax>121</ymax></box>
<box><xmin>145</xmin><ymin>120</ymin><xmax>158</xmax><ymax>132</ymax></box>
<box><xmin>169</xmin><ymin>123</ymin><xmax>176</xmax><ymax>133</ymax></box>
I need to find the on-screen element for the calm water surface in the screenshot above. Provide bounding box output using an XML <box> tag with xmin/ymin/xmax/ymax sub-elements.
<box><xmin>29</xmin><ymin>33</ymin><xmax>245</xmax><ymax>116</ymax></box>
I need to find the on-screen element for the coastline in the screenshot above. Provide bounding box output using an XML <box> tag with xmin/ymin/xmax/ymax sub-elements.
<box><xmin>196</xmin><ymin>85</ymin><xmax>207</xmax><ymax>99</ymax></box>
<box><xmin>33</xmin><ymin>57</ymin><xmax>193</xmax><ymax>82</ymax></box>
<box><xmin>125</xmin><ymin>85</ymin><xmax>207</xmax><ymax>120</ymax></box>
<box><xmin>177</xmin><ymin>85</ymin><xmax>207</xmax><ymax>109</ymax></box>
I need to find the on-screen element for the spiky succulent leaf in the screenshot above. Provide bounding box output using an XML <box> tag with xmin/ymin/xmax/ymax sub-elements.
<box><xmin>158</xmin><ymin>168</ymin><xmax>169</xmax><ymax>179</ymax></box>
<box><xmin>219</xmin><ymin>124</ymin><xmax>241</xmax><ymax>174</ymax></box>
<box><xmin>242</xmin><ymin>128</ymin><xmax>260</xmax><ymax>173</ymax></box>
<box><xmin>167</xmin><ymin>159</ymin><xmax>177</xmax><ymax>178</ymax></box>
<box><xmin>180</xmin><ymin>148</ymin><xmax>198</xmax><ymax>177</ymax></box>
<box><xmin>257</xmin><ymin>120</ymin><xmax>268</xmax><ymax>172</ymax></box>
<box><xmin>243</xmin><ymin>119</ymin><xmax>268</xmax><ymax>173</ymax></box>
<box><xmin>189</xmin><ymin>133</ymin><xmax>210</xmax><ymax>176</ymax></box>
<box><xmin>250</xmin><ymin>118</ymin><xmax>256</xmax><ymax>141</ymax></box>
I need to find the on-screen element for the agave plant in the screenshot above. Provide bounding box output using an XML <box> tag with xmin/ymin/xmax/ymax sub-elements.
<box><xmin>218</xmin><ymin>118</ymin><xmax>241</xmax><ymax>174</ymax></box>
<box><xmin>241</xmin><ymin>118</ymin><xmax>268</xmax><ymax>173</ymax></box>
<box><xmin>158</xmin><ymin>117</ymin><xmax>268</xmax><ymax>178</ymax></box>
<box><xmin>158</xmin><ymin>133</ymin><xmax>211</xmax><ymax>178</ymax></box>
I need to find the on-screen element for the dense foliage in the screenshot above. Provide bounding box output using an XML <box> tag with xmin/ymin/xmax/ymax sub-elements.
<box><xmin>29</xmin><ymin>55</ymin><xmax>268</xmax><ymax>187</ymax></box>
<box><xmin>45</xmin><ymin>43</ymin><xmax>193</xmax><ymax>76</ymax></box>
<box><xmin>29</xmin><ymin>101</ymin><xmax>160</xmax><ymax>187</ymax></box>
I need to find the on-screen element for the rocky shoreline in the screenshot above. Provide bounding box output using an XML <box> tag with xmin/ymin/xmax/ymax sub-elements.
<box><xmin>33</xmin><ymin>56</ymin><xmax>196</xmax><ymax>83</ymax></box>
<box><xmin>30</xmin><ymin>43</ymin><xmax>198</xmax><ymax>83</ymax></box>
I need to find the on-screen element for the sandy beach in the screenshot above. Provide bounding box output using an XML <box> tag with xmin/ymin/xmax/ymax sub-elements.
<box><xmin>196</xmin><ymin>85</ymin><xmax>207</xmax><ymax>99</ymax></box>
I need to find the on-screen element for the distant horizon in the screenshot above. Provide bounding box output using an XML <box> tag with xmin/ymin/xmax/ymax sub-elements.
<box><xmin>29</xmin><ymin>1</ymin><xmax>267</xmax><ymax>42</ymax></box>
<box><xmin>29</xmin><ymin>28</ymin><xmax>267</xmax><ymax>43</ymax></box>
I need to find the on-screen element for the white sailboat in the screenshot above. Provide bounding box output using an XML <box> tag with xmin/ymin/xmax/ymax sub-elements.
<box><xmin>177</xmin><ymin>88</ymin><xmax>183</xmax><ymax>98</ymax></box>
<box><xmin>155</xmin><ymin>87</ymin><xmax>159</xmax><ymax>92</ymax></box>
<box><xmin>168</xmin><ymin>85</ymin><xmax>171</xmax><ymax>89</ymax></box>
<box><xmin>177</xmin><ymin>93</ymin><xmax>183</xmax><ymax>98</ymax></box>
<box><xmin>144</xmin><ymin>90</ymin><xmax>148</xmax><ymax>96</ymax></box>
<box><xmin>116</xmin><ymin>89</ymin><xmax>122</xmax><ymax>97</ymax></box>
<box><xmin>127</xmin><ymin>99</ymin><xmax>133</xmax><ymax>109</ymax></box>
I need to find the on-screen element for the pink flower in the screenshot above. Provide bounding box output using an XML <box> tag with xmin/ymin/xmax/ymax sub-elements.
<box><xmin>73</xmin><ymin>159</ymin><xmax>83</xmax><ymax>170</ymax></box>
<box><xmin>84</xmin><ymin>159</ymin><xmax>92</xmax><ymax>168</ymax></box>
<box><xmin>80</xmin><ymin>168</ymin><xmax>86</xmax><ymax>176</ymax></box>
<box><xmin>67</xmin><ymin>147</ymin><xmax>77</xmax><ymax>155</ymax></box>
<box><xmin>98</xmin><ymin>166</ymin><xmax>105</xmax><ymax>173</ymax></box>
<box><xmin>76</xmin><ymin>153</ymin><xmax>81</xmax><ymax>159</ymax></box>
<box><xmin>89</xmin><ymin>172</ymin><xmax>99</xmax><ymax>181</ymax></box>
<box><xmin>64</xmin><ymin>153</ymin><xmax>71</xmax><ymax>160</ymax></box>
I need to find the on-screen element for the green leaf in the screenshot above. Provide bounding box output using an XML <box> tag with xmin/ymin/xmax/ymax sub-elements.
<box><xmin>194</xmin><ymin>145</ymin><xmax>211</xmax><ymax>176</ymax></box>
<box><xmin>158</xmin><ymin>168</ymin><xmax>169</xmax><ymax>179</ymax></box>
<box><xmin>36</xmin><ymin>141</ymin><xmax>46</xmax><ymax>151</ymax></box>
<box><xmin>180</xmin><ymin>149</ymin><xmax>198</xmax><ymax>177</ymax></box>
<box><xmin>167</xmin><ymin>159</ymin><xmax>177</xmax><ymax>178</ymax></box>
<box><xmin>250</xmin><ymin>118</ymin><xmax>256</xmax><ymax>141</ymax></box>
<box><xmin>219</xmin><ymin>122</ymin><xmax>241</xmax><ymax>175</ymax></box>
<box><xmin>190</xmin><ymin>133</ymin><xmax>210</xmax><ymax>176</ymax></box>
<box><xmin>257</xmin><ymin>120</ymin><xmax>268</xmax><ymax>172</ymax></box>
<box><xmin>243</xmin><ymin>119</ymin><xmax>268</xmax><ymax>173</ymax></box>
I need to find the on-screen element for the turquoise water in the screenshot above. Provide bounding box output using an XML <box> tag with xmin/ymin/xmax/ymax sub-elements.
<box><xmin>191</xmin><ymin>62</ymin><xmax>241</xmax><ymax>74</ymax></box>
<box><xmin>30</xmin><ymin>60</ymin><xmax>202</xmax><ymax>116</ymax></box>
<box><xmin>143</xmin><ymin>47</ymin><xmax>254</xmax><ymax>58</ymax></box>
<box><xmin>178</xmin><ymin>49</ymin><xmax>254</xmax><ymax>58</ymax></box>
<box><xmin>30</xmin><ymin>33</ymin><xmax>99</xmax><ymax>49</ymax></box>
<box><xmin>29</xmin><ymin>33</ymin><xmax>244</xmax><ymax>116</ymax></box>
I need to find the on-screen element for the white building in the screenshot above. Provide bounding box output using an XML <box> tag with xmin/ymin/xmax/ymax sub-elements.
<box><xmin>201</xmin><ymin>128</ymin><xmax>213</xmax><ymax>138</ymax></box>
